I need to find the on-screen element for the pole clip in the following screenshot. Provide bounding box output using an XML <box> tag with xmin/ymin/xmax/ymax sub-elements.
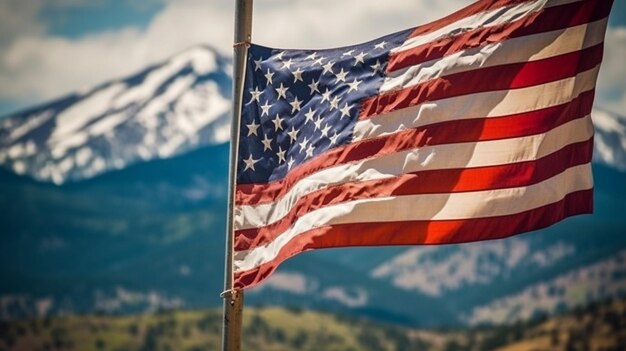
<box><xmin>220</xmin><ymin>288</ymin><xmax>240</xmax><ymax>305</ymax></box>
<box><xmin>233</xmin><ymin>41</ymin><xmax>251</xmax><ymax>48</ymax></box>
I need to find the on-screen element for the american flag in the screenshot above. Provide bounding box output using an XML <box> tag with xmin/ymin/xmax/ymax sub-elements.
<box><xmin>232</xmin><ymin>0</ymin><xmax>613</xmax><ymax>289</ymax></box>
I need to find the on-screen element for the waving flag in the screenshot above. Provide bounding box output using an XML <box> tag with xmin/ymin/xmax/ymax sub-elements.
<box><xmin>232</xmin><ymin>0</ymin><xmax>613</xmax><ymax>289</ymax></box>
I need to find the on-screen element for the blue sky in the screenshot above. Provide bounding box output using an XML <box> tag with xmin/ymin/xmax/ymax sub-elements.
<box><xmin>43</xmin><ymin>1</ymin><xmax>164</xmax><ymax>39</ymax></box>
<box><xmin>0</xmin><ymin>0</ymin><xmax>625</xmax><ymax>116</ymax></box>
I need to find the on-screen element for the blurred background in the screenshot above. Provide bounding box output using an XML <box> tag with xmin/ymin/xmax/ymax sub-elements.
<box><xmin>1</xmin><ymin>0</ymin><xmax>626</xmax><ymax>350</ymax></box>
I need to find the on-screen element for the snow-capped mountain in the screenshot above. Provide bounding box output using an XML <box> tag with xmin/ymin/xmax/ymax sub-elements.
<box><xmin>593</xmin><ymin>107</ymin><xmax>626</xmax><ymax>171</ymax></box>
<box><xmin>0</xmin><ymin>45</ymin><xmax>231</xmax><ymax>184</ymax></box>
<box><xmin>1</xmin><ymin>46</ymin><xmax>626</xmax><ymax>184</ymax></box>
<box><xmin>372</xmin><ymin>238</ymin><xmax>576</xmax><ymax>297</ymax></box>
<box><xmin>464</xmin><ymin>249</ymin><xmax>626</xmax><ymax>325</ymax></box>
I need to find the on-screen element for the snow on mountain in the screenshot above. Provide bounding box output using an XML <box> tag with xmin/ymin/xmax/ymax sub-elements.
<box><xmin>1</xmin><ymin>43</ymin><xmax>625</xmax><ymax>185</ymax></box>
<box><xmin>250</xmin><ymin>272</ymin><xmax>369</xmax><ymax>308</ymax></box>
<box><xmin>465</xmin><ymin>249</ymin><xmax>626</xmax><ymax>325</ymax></box>
<box><xmin>593</xmin><ymin>107</ymin><xmax>626</xmax><ymax>171</ymax></box>
<box><xmin>0</xmin><ymin>45</ymin><xmax>231</xmax><ymax>184</ymax></box>
<box><xmin>372</xmin><ymin>238</ymin><xmax>575</xmax><ymax>296</ymax></box>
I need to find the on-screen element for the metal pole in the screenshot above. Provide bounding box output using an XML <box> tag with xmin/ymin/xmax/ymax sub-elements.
<box><xmin>222</xmin><ymin>0</ymin><xmax>252</xmax><ymax>350</ymax></box>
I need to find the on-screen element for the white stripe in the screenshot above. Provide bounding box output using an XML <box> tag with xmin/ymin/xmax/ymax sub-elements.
<box><xmin>383</xmin><ymin>19</ymin><xmax>607</xmax><ymax>92</ymax></box>
<box><xmin>234</xmin><ymin>116</ymin><xmax>593</xmax><ymax>231</ymax></box>
<box><xmin>235</xmin><ymin>163</ymin><xmax>592</xmax><ymax>272</ymax></box>
<box><xmin>396</xmin><ymin>0</ymin><xmax>583</xmax><ymax>54</ymax></box>
<box><xmin>356</xmin><ymin>66</ymin><xmax>600</xmax><ymax>141</ymax></box>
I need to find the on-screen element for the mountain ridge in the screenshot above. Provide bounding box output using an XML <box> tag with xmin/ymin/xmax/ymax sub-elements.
<box><xmin>1</xmin><ymin>141</ymin><xmax>625</xmax><ymax>326</ymax></box>
<box><xmin>2</xmin><ymin>294</ymin><xmax>625</xmax><ymax>351</ymax></box>
<box><xmin>1</xmin><ymin>45</ymin><xmax>626</xmax><ymax>185</ymax></box>
<box><xmin>0</xmin><ymin>45</ymin><xmax>232</xmax><ymax>184</ymax></box>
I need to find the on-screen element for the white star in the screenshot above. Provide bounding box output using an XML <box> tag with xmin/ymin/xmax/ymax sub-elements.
<box><xmin>322</xmin><ymin>61</ymin><xmax>334</xmax><ymax>75</ymax></box>
<box><xmin>260</xmin><ymin>100</ymin><xmax>272</xmax><ymax>116</ymax></box>
<box><xmin>287</xmin><ymin>157</ymin><xmax>295</xmax><ymax>169</ymax></box>
<box><xmin>275</xmin><ymin>83</ymin><xmax>288</xmax><ymax>100</ymax></box>
<box><xmin>320</xmin><ymin>88</ymin><xmax>331</xmax><ymax>103</ymax></box>
<box><xmin>289</xmin><ymin>97</ymin><xmax>302</xmax><ymax>113</ymax></box>
<box><xmin>347</xmin><ymin>78</ymin><xmax>362</xmax><ymax>93</ymax></box>
<box><xmin>313</xmin><ymin>117</ymin><xmax>323</xmax><ymax>131</ymax></box>
<box><xmin>305</xmin><ymin>143</ymin><xmax>315</xmax><ymax>158</ymax></box>
<box><xmin>305</xmin><ymin>52</ymin><xmax>318</xmax><ymax>61</ymax></box>
<box><xmin>254</xmin><ymin>58</ymin><xmax>263</xmax><ymax>71</ymax></box>
<box><xmin>334</xmin><ymin>68</ymin><xmax>348</xmax><ymax>83</ymax></box>
<box><xmin>370</xmin><ymin>60</ymin><xmax>382</xmax><ymax>73</ymax></box>
<box><xmin>298</xmin><ymin>136</ymin><xmax>309</xmax><ymax>152</ymax></box>
<box><xmin>272</xmin><ymin>114</ymin><xmax>284</xmax><ymax>131</ymax></box>
<box><xmin>354</xmin><ymin>52</ymin><xmax>367</xmax><ymax>65</ymax></box>
<box><xmin>321</xmin><ymin>123</ymin><xmax>331</xmax><ymax>137</ymax></box>
<box><xmin>281</xmin><ymin>59</ymin><xmax>293</xmax><ymax>70</ymax></box>
<box><xmin>329</xmin><ymin>96</ymin><xmax>340</xmax><ymax>110</ymax></box>
<box><xmin>248</xmin><ymin>87</ymin><xmax>263</xmax><ymax>104</ymax></box>
<box><xmin>287</xmin><ymin>126</ymin><xmax>298</xmax><ymax>143</ymax></box>
<box><xmin>264</xmin><ymin>69</ymin><xmax>274</xmax><ymax>85</ymax></box>
<box><xmin>313</xmin><ymin>57</ymin><xmax>324</xmax><ymax>66</ymax></box>
<box><xmin>374</xmin><ymin>41</ymin><xmax>386</xmax><ymax>50</ymax></box>
<box><xmin>276</xmin><ymin>146</ymin><xmax>286</xmax><ymax>164</ymax></box>
<box><xmin>292</xmin><ymin>67</ymin><xmax>304</xmax><ymax>82</ymax></box>
<box><xmin>343</xmin><ymin>49</ymin><xmax>355</xmax><ymax>57</ymax></box>
<box><xmin>308</xmin><ymin>79</ymin><xmax>320</xmax><ymax>95</ymax></box>
<box><xmin>243</xmin><ymin>154</ymin><xmax>259</xmax><ymax>172</ymax></box>
<box><xmin>304</xmin><ymin>108</ymin><xmax>316</xmax><ymax>124</ymax></box>
<box><xmin>339</xmin><ymin>103</ymin><xmax>352</xmax><ymax>118</ymax></box>
<box><xmin>261</xmin><ymin>134</ymin><xmax>273</xmax><ymax>151</ymax></box>
<box><xmin>246</xmin><ymin>120</ymin><xmax>260</xmax><ymax>136</ymax></box>
<box><xmin>275</xmin><ymin>51</ymin><xmax>285</xmax><ymax>60</ymax></box>
<box><xmin>329</xmin><ymin>132</ymin><xmax>340</xmax><ymax>146</ymax></box>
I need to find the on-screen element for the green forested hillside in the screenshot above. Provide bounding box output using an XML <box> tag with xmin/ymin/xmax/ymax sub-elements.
<box><xmin>1</xmin><ymin>297</ymin><xmax>625</xmax><ymax>351</ymax></box>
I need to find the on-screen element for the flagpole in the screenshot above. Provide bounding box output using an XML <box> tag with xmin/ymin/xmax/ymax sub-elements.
<box><xmin>222</xmin><ymin>0</ymin><xmax>253</xmax><ymax>350</ymax></box>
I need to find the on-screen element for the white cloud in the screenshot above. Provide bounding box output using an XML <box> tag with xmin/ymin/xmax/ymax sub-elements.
<box><xmin>0</xmin><ymin>1</ymin><xmax>46</xmax><ymax>47</ymax></box>
<box><xmin>597</xmin><ymin>26</ymin><xmax>626</xmax><ymax>115</ymax></box>
<box><xmin>0</xmin><ymin>0</ymin><xmax>220</xmax><ymax>102</ymax></box>
<box><xmin>0</xmin><ymin>0</ymin><xmax>471</xmax><ymax>105</ymax></box>
<box><xmin>1</xmin><ymin>0</ymin><xmax>624</xmax><ymax>113</ymax></box>
<box><xmin>250</xmin><ymin>0</ymin><xmax>470</xmax><ymax>50</ymax></box>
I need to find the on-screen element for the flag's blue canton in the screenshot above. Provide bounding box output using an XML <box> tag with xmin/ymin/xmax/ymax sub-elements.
<box><xmin>237</xmin><ymin>30</ymin><xmax>411</xmax><ymax>184</ymax></box>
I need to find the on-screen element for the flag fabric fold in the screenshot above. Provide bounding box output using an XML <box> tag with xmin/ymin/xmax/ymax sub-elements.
<box><xmin>233</xmin><ymin>0</ymin><xmax>613</xmax><ymax>289</ymax></box>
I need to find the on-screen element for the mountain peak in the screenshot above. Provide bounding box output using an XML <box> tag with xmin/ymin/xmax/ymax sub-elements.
<box><xmin>167</xmin><ymin>45</ymin><xmax>223</xmax><ymax>75</ymax></box>
<box><xmin>0</xmin><ymin>44</ymin><xmax>232</xmax><ymax>184</ymax></box>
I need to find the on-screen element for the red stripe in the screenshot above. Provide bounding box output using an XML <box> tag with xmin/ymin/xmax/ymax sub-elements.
<box><xmin>234</xmin><ymin>189</ymin><xmax>593</xmax><ymax>289</ymax></box>
<box><xmin>235</xmin><ymin>89</ymin><xmax>595</xmax><ymax>205</ymax></box>
<box><xmin>235</xmin><ymin>138</ymin><xmax>593</xmax><ymax>251</ymax></box>
<box><xmin>388</xmin><ymin>0</ymin><xmax>611</xmax><ymax>72</ymax></box>
<box><xmin>406</xmin><ymin>0</ymin><xmax>533</xmax><ymax>39</ymax></box>
<box><xmin>360</xmin><ymin>43</ymin><xmax>603</xmax><ymax>119</ymax></box>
